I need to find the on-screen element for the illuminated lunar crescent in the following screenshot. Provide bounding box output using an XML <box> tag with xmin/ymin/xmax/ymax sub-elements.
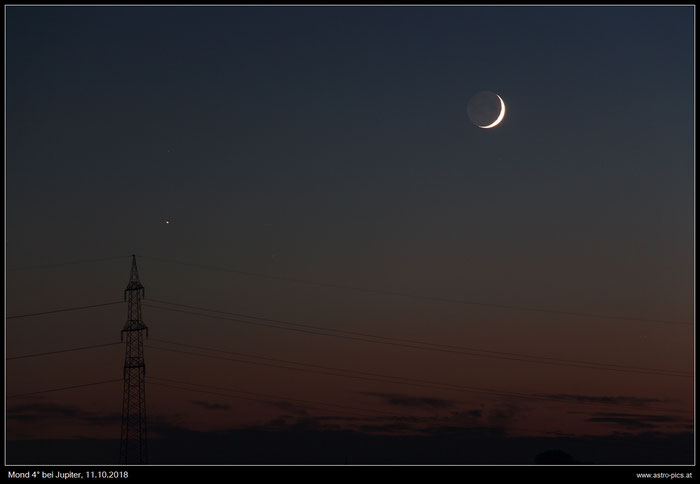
<box><xmin>479</xmin><ymin>95</ymin><xmax>505</xmax><ymax>129</ymax></box>
<box><xmin>467</xmin><ymin>91</ymin><xmax>506</xmax><ymax>129</ymax></box>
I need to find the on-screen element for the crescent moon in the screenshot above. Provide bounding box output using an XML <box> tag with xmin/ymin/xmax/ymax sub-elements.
<box><xmin>478</xmin><ymin>94</ymin><xmax>506</xmax><ymax>129</ymax></box>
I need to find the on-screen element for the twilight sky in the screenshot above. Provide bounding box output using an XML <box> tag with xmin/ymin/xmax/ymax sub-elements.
<box><xmin>5</xmin><ymin>5</ymin><xmax>694</xmax><ymax>465</ymax></box>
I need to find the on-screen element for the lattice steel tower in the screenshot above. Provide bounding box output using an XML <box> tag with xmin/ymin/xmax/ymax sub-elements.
<box><xmin>119</xmin><ymin>254</ymin><xmax>149</xmax><ymax>464</ymax></box>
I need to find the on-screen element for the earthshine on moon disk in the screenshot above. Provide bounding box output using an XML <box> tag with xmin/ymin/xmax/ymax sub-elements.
<box><xmin>467</xmin><ymin>91</ymin><xmax>506</xmax><ymax>129</ymax></box>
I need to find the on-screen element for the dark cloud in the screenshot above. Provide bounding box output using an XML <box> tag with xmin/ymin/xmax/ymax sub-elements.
<box><xmin>585</xmin><ymin>412</ymin><xmax>690</xmax><ymax>430</ymax></box>
<box><xmin>263</xmin><ymin>415</ymin><xmax>292</xmax><ymax>429</ymax></box>
<box><xmin>598</xmin><ymin>413</ymin><xmax>685</xmax><ymax>423</ymax></box>
<box><xmin>7</xmin><ymin>402</ymin><xmax>121</xmax><ymax>425</ymax></box>
<box><xmin>147</xmin><ymin>423</ymin><xmax>203</xmax><ymax>441</ymax></box>
<box><xmin>266</xmin><ymin>400</ymin><xmax>310</xmax><ymax>416</ymax></box>
<box><xmin>452</xmin><ymin>409</ymin><xmax>483</xmax><ymax>424</ymax></box>
<box><xmin>361</xmin><ymin>392</ymin><xmax>458</xmax><ymax>410</ymax></box>
<box><xmin>486</xmin><ymin>403</ymin><xmax>522</xmax><ymax>434</ymax></box>
<box><xmin>289</xmin><ymin>417</ymin><xmax>324</xmax><ymax>431</ymax></box>
<box><xmin>256</xmin><ymin>410</ymin><xmax>441</xmax><ymax>436</ymax></box>
<box><xmin>588</xmin><ymin>417</ymin><xmax>656</xmax><ymax>429</ymax></box>
<box><xmin>325</xmin><ymin>414</ymin><xmax>424</xmax><ymax>423</ymax></box>
<box><xmin>7</xmin><ymin>403</ymin><xmax>83</xmax><ymax>422</ymax></box>
<box><xmin>255</xmin><ymin>401</ymin><xmax>513</xmax><ymax>438</ymax></box>
<box><xmin>539</xmin><ymin>393</ymin><xmax>665</xmax><ymax>406</ymax></box>
<box><xmin>256</xmin><ymin>414</ymin><xmax>330</xmax><ymax>433</ymax></box>
<box><xmin>146</xmin><ymin>413</ymin><xmax>206</xmax><ymax>440</ymax></box>
<box><xmin>190</xmin><ymin>400</ymin><xmax>231</xmax><ymax>411</ymax></box>
<box><xmin>293</xmin><ymin>405</ymin><xmax>499</xmax><ymax>437</ymax></box>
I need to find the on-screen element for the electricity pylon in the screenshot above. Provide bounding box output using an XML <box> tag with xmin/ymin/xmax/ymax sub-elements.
<box><xmin>119</xmin><ymin>254</ymin><xmax>149</xmax><ymax>464</ymax></box>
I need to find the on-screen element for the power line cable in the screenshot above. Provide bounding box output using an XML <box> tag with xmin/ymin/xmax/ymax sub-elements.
<box><xmin>145</xmin><ymin>343</ymin><xmax>541</xmax><ymax>402</ymax></box>
<box><xmin>148</xmin><ymin>299</ymin><xmax>692</xmax><ymax>377</ymax></box>
<box><xmin>7</xmin><ymin>255</ymin><xmax>129</xmax><ymax>271</ymax></box>
<box><xmin>143</xmin><ymin>302</ymin><xmax>692</xmax><ymax>378</ymax></box>
<box><xmin>137</xmin><ymin>254</ymin><xmax>692</xmax><ymax>326</ymax></box>
<box><xmin>6</xmin><ymin>301</ymin><xmax>125</xmax><ymax>320</ymax></box>
<box><xmin>6</xmin><ymin>342</ymin><xmax>122</xmax><ymax>360</ymax></box>
<box><xmin>6</xmin><ymin>379</ymin><xmax>122</xmax><ymax>399</ymax></box>
<box><xmin>144</xmin><ymin>341</ymin><xmax>692</xmax><ymax>415</ymax></box>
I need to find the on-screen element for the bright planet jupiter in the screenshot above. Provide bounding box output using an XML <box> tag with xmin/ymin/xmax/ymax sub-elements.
<box><xmin>467</xmin><ymin>90</ymin><xmax>506</xmax><ymax>128</ymax></box>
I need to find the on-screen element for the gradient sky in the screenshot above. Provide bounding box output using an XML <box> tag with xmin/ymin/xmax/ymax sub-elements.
<box><xmin>5</xmin><ymin>5</ymin><xmax>694</xmax><ymax>464</ymax></box>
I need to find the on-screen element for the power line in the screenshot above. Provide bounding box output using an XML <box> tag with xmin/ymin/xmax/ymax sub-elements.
<box><xmin>6</xmin><ymin>301</ymin><xmax>125</xmax><ymax>320</ymax></box>
<box><xmin>143</xmin><ymin>302</ymin><xmax>692</xmax><ymax>378</ymax></box>
<box><xmin>11</xmin><ymin>332</ymin><xmax>686</xmax><ymax>417</ymax></box>
<box><xmin>147</xmin><ymin>299</ymin><xmax>693</xmax><ymax>377</ymax></box>
<box><xmin>137</xmin><ymin>254</ymin><xmax>692</xmax><ymax>326</ymax></box>
<box><xmin>145</xmin><ymin>343</ymin><xmax>541</xmax><ymax>402</ymax></box>
<box><xmin>6</xmin><ymin>379</ymin><xmax>122</xmax><ymax>399</ymax></box>
<box><xmin>143</xmin><ymin>340</ymin><xmax>692</xmax><ymax>415</ymax></box>
<box><xmin>7</xmin><ymin>255</ymin><xmax>129</xmax><ymax>271</ymax></box>
<box><xmin>6</xmin><ymin>342</ymin><xmax>122</xmax><ymax>360</ymax></box>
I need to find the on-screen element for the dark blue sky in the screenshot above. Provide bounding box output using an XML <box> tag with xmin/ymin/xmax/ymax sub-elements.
<box><xmin>5</xmin><ymin>5</ymin><xmax>694</xmax><ymax>464</ymax></box>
